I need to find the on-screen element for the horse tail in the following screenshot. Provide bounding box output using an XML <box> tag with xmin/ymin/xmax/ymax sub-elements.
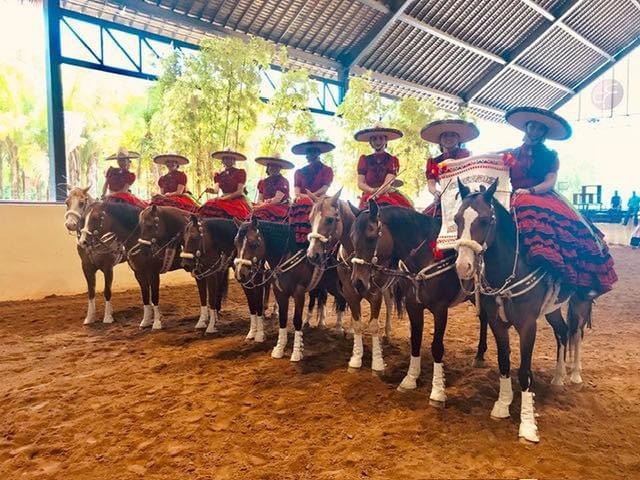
<box><xmin>333</xmin><ymin>289</ymin><xmax>347</xmax><ymax>313</ymax></box>
<box><xmin>568</xmin><ymin>295</ymin><xmax>593</xmax><ymax>338</ymax></box>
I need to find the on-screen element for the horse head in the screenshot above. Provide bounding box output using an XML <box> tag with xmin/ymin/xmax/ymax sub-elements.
<box><xmin>307</xmin><ymin>188</ymin><xmax>343</xmax><ymax>263</ymax></box>
<box><xmin>233</xmin><ymin>216</ymin><xmax>266</xmax><ymax>283</ymax></box>
<box><xmin>454</xmin><ymin>177</ymin><xmax>499</xmax><ymax>280</ymax></box>
<box><xmin>64</xmin><ymin>185</ymin><xmax>93</xmax><ymax>231</ymax></box>
<box><xmin>138</xmin><ymin>205</ymin><xmax>187</xmax><ymax>252</ymax></box>
<box><xmin>180</xmin><ymin>215</ymin><xmax>204</xmax><ymax>272</ymax></box>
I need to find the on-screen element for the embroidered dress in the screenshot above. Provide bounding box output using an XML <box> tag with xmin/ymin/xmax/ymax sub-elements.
<box><xmin>357</xmin><ymin>152</ymin><xmax>413</xmax><ymax>209</ymax></box>
<box><xmin>150</xmin><ymin>170</ymin><xmax>199</xmax><ymax>212</ymax></box>
<box><xmin>199</xmin><ymin>167</ymin><xmax>251</xmax><ymax>220</ymax></box>
<box><xmin>289</xmin><ymin>162</ymin><xmax>333</xmax><ymax>244</ymax></box>
<box><xmin>104</xmin><ymin>167</ymin><xmax>147</xmax><ymax>208</ymax></box>
<box><xmin>253</xmin><ymin>175</ymin><xmax>290</xmax><ymax>222</ymax></box>
<box><xmin>423</xmin><ymin>147</ymin><xmax>471</xmax><ymax>216</ymax></box>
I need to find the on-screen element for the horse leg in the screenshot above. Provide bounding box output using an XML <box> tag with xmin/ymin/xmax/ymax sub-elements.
<box><xmin>487</xmin><ymin>303</ymin><xmax>513</xmax><ymax>420</ymax></box>
<box><xmin>516</xmin><ymin>317</ymin><xmax>539</xmax><ymax>443</ymax></box>
<box><xmin>472</xmin><ymin>308</ymin><xmax>489</xmax><ymax>367</ymax></box>
<box><xmin>81</xmin><ymin>261</ymin><xmax>97</xmax><ymax>325</ymax></box>
<box><xmin>150</xmin><ymin>272</ymin><xmax>163</xmax><ymax>330</ymax></box>
<box><xmin>205</xmin><ymin>275</ymin><xmax>218</xmax><ymax>334</ymax></box>
<box><xmin>333</xmin><ymin>292</ymin><xmax>347</xmax><ymax>335</ymax></box>
<box><xmin>194</xmin><ymin>278</ymin><xmax>209</xmax><ymax>330</ymax></box>
<box><xmin>305</xmin><ymin>289</ymin><xmax>316</xmax><ymax>327</ymax></box>
<box><xmin>383</xmin><ymin>290</ymin><xmax>393</xmax><ymax>341</ymax></box>
<box><xmin>545</xmin><ymin>309</ymin><xmax>568</xmax><ymax>386</ymax></box>
<box><xmin>429</xmin><ymin>304</ymin><xmax>448</xmax><ymax>407</ymax></box>
<box><xmin>567</xmin><ymin>298</ymin><xmax>591</xmax><ymax>385</ymax></box>
<box><xmin>271</xmin><ymin>290</ymin><xmax>289</xmax><ymax>359</ymax></box>
<box><xmin>102</xmin><ymin>267</ymin><xmax>115</xmax><ymax>324</ymax></box>
<box><xmin>348</xmin><ymin>295</ymin><xmax>363</xmax><ymax>369</ymax></box>
<box><xmin>134</xmin><ymin>270</ymin><xmax>153</xmax><ymax>328</ymax></box>
<box><xmin>369</xmin><ymin>294</ymin><xmax>385</xmax><ymax>372</ymax></box>
<box><xmin>253</xmin><ymin>285</ymin><xmax>265</xmax><ymax>343</ymax></box>
<box><xmin>398</xmin><ymin>300</ymin><xmax>424</xmax><ymax>391</ymax></box>
<box><xmin>317</xmin><ymin>288</ymin><xmax>328</xmax><ymax>328</ymax></box>
<box><xmin>243</xmin><ymin>286</ymin><xmax>258</xmax><ymax>340</ymax></box>
<box><xmin>290</xmin><ymin>290</ymin><xmax>306</xmax><ymax>362</ymax></box>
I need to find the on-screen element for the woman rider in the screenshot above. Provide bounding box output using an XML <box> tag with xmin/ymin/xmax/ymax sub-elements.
<box><xmin>199</xmin><ymin>149</ymin><xmax>252</xmax><ymax>220</ymax></box>
<box><xmin>101</xmin><ymin>147</ymin><xmax>147</xmax><ymax>209</ymax></box>
<box><xmin>252</xmin><ymin>154</ymin><xmax>295</xmax><ymax>222</ymax></box>
<box><xmin>149</xmin><ymin>153</ymin><xmax>199</xmax><ymax>213</ymax></box>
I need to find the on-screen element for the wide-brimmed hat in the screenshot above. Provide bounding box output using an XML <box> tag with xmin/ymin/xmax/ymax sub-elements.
<box><xmin>505</xmin><ymin>106</ymin><xmax>572</xmax><ymax>141</ymax></box>
<box><xmin>291</xmin><ymin>138</ymin><xmax>335</xmax><ymax>155</ymax></box>
<box><xmin>255</xmin><ymin>154</ymin><xmax>295</xmax><ymax>170</ymax></box>
<box><xmin>211</xmin><ymin>149</ymin><xmax>247</xmax><ymax>161</ymax></box>
<box><xmin>106</xmin><ymin>147</ymin><xmax>140</xmax><ymax>161</ymax></box>
<box><xmin>153</xmin><ymin>154</ymin><xmax>189</xmax><ymax>166</ymax></box>
<box><xmin>354</xmin><ymin>124</ymin><xmax>403</xmax><ymax>142</ymax></box>
<box><xmin>420</xmin><ymin>119</ymin><xmax>480</xmax><ymax>144</ymax></box>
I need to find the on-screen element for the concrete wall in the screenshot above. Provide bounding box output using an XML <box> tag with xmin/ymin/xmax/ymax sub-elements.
<box><xmin>0</xmin><ymin>204</ymin><xmax>192</xmax><ymax>302</ymax></box>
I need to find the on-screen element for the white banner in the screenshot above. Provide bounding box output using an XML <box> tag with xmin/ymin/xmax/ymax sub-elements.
<box><xmin>436</xmin><ymin>153</ymin><xmax>512</xmax><ymax>250</ymax></box>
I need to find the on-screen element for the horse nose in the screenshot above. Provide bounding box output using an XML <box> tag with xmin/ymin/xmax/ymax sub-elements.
<box><xmin>455</xmin><ymin>258</ymin><xmax>474</xmax><ymax>279</ymax></box>
<box><xmin>181</xmin><ymin>259</ymin><xmax>193</xmax><ymax>271</ymax></box>
<box><xmin>65</xmin><ymin>220</ymin><xmax>76</xmax><ymax>230</ymax></box>
<box><xmin>353</xmin><ymin>278</ymin><xmax>368</xmax><ymax>296</ymax></box>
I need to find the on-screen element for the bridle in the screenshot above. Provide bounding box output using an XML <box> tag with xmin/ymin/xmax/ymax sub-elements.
<box><xmin>79</xmin><ymin>205</ymin><xmax>127</xmax><ymax>265</ymax></box>
<box><xmin>307</xmin><ymin>204</ymin><xmax>342</xmax><ymax>267</ymax></box>
<box><xmin>180</xmin><ymin>220</ymin><xmax>231</xmax><ymax>280</ymax></box>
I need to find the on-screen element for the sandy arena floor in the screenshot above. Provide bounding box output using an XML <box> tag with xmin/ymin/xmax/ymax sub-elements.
<box><xmin>0</xmin><ymin>247</ymin><xmax>639</xmax><ymax>479</ymax></box>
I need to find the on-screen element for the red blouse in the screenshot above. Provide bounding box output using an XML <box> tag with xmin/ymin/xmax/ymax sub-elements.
<box><xmin>357</xmin><ymin>152</ymin><xmax>399</xmax><ymax>188</ymax></box>
<box><xmin>509</xmin><ymin>144</ymin><xmax>559</xmax><ymax>190</ymax></box>
<box><xmin>294</xmin><ymin>162</ymin><xmax>333</xmax><ymax>194</ymax></box>
<box><xmin>425</xmin><ymin>148</ymin><xmax>471</xmax><ymax>181</ymax></box>
<box><xmin>158</xmin><ymin>170</ymin><xmax>187</xmax><ymax>193</ymax></box>
<box><xmin>106</xmin><ymin>167</ymin><xmax>136</xmax><ymax>191</ymax></box>
<box><xmin>214</xmin><ymin>167</ymin><xmax>247</xmax><ymax>194</ymax></box>
<box><xmin>258</xmin><ymin>175</ymin><xmax>290</xmax><ymax>202</ymax></box>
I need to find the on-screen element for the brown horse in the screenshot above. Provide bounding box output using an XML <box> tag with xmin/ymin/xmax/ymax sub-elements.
<box><xmin>306</xmin><ymin>191</ymin><xmax>395</xmax><ymax>372</ymax></box>
<box><xmin>455</xmin><ymin>178</ymin><xmax>592</xmax><ymax>443</ymax></box>
<box><xmin>68</xmin><ymin>187</ymin><xmax>141</xmax><ymax>324</ymax></box>
<box><xmin>234</xmin><ymin>217</ymin><xmax>347</xmax><ymax>362</ymax></box>
<box><xmin>127</xmin><ymin>205</ymin><xmax>208</xmax><ymax>330</ymax></box>
<box><xmin>350</xmin><ymin>200</ymin><xmax>488</xmax><ymax>406</ymax></box>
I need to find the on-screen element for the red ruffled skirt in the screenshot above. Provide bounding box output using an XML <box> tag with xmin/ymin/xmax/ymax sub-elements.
<box><xmin>359</xmin><ymin>190</ymin><xmax>414</xmax><ymax>210</ymax></box>
<box><xmin>150</xmin><ymin>193</ymin><xmax>199</xmax><ymax>213</ymax></box>
<box><xmin>289</xmin><ymin>197</ymin><xmax>313</xmax><ymax>244</ymax></box>
<box><xmin>252</xmin><ymin>202</ymin><xmax>289</xmax><ymax>222</ymax></box>
<box><xmin>106</xmin><ymin>192</ymin><xmax>148</xmax><ymax>209</ymax></box>
<box><xmin>199</xmin><ymin>197</ymin><xmax>251</xmax><ymax>220</ymax></box>
<box><xmin>513</xmin><ymin>191</ymin><xmax>617</xmax><ymax>295</ymax></box>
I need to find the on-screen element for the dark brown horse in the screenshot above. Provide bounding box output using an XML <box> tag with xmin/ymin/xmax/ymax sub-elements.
<box><xmin>234</xmin><ymin>217</ymin><xmax>347</xmax><ymax>362</ymax></box>
<box><xmin>455</xmin><ymin>178</ymin><xmax>592</xmax><ymax>443</ymax></box>
<box><xmin>350</xmin><ymin>200</ymin><xmax>487</xmax><ymax>405</ymax></box>
<box><xmin>127</xmin><ymin>205</ymin><xmax>208</xmax><ymax>330</ymax></box>
<box><xmin>306</xmin><ymin>192</ymin><xmax>394</xmax><ymax>372</ymax></box>
<box><xmin>69</xmin><ymin>188</ymin><xmax>141</xmax><ymax>324</ymax></box>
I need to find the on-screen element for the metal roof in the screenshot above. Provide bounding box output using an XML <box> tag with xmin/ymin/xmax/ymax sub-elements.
<box><xmin>60</xmin><ymin>0</ymin><xmax>640</xmax><ymax>120</ymax></box>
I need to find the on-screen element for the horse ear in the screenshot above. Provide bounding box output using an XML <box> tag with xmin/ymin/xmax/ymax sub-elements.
<box><xmin>251</xmin><ymin>216</ymin><xmax>259</xmax><ymax>229</ymax></box>
<box><xmin>330</xmin><ymin>187</ymin><xmax>342</xmax><ymax>207</ymax></box>
<box><xmin>347</xmin><ymin>201</ymin><xmax>360</xmax><ymax>217</ymax></box>
<box><xmin>457</xmin><ymin>177</ymin><xmax>470</xmax><ymax>199</ymax></box>
<box><xmin>484</xmin><ymin>177</ymin><xmax>499</xmax><ymax>200</ymax></box>
<box><xmin>368</xmin><ymin>198</ymin><xmax>379</xmax><ymax>220</ymax></box>
<box><xmin>82</xmin><ymin>184</ymin><xmax>92</xmax><ymax>194</ymax></box>
<box><xmin>190</xmin><ymin>214</ymin><xmax>198</xmax><ymax>225</ymax></box>
<box><xmin>151</xmin><ymin>204</ymin><xmax>158</xmax><ymax>213</ymax></box>
<box><xmin>233</xmin><ymin>218</ymin><xmax>243</xmax><ymax>228</ymax></box>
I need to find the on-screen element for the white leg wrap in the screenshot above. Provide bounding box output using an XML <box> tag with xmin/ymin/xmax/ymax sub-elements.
<box><xmin>254</xmin><ymin>316</ymin><xmax>265</xmax><ymax>343</ymax></box>
<box><xmin>102</xmin><ymin>300</ymin><xmax>114</xmax><ymax>324</ymax></box>
<box><xmin>491</xmin><ymin>376</ymin><xmax>513</xmax><ymax>419</ymax></box>
<box><xmin>385</xmin><ymin>309</ymin><xmax>392</xmax><ymax>339</ymax></box>
<box><xmin>429</xmin><ymin>362</ymin><xmax>446</xmax><ymax>403</ymax></box>
<box><xmin>151</xmin><ymin>305</ymin><xmax>163</xmax><ymax>330</ymax></box>
<box><xmin>519</xmin><ymin>390</ymin><xmax>539</xmax><ymax>443</ymax></box>
<box><xmin>205</xmin><ymin>309</ymin><xmax>218</xmax><ymax>334</ymax></box>
<box><xmin>569</xmin><ymin>332</ymin><xmax>583</xmax><ymax>384</ymax></box>
<box><xmin>304</xmin><ymin>307</ymin><xmax>312</xmax><ymax>326</ymax></box>
<box><xmin>371</xmin><ymin>335</ymin><xmax>385</xmax><ymax>372</ymax></box>
<box><xmin>551</xmin><ymin>344</ymin><xmax>566</xmax><ymax>386</ymax></box>
<box><xmin>335</xmin><ymin>310</ymin><xmax>344</xmax><ymax>333</ymax></box>
<box><xmin>195</xmin><ymin>306</ymin><xmax>209</xmax><ymax>330</ymax></box>
<box><xmin>83</xmin><ymin>298</ymin><xmax>97</xmax><ymax>325</ymax></box>
<box><xmin>271</xmin><ymin>328</ymin><xmax>287</xmax><ymax>359</ymax></box>
<box><xmin>290</xmin><ymin>330</ymin><xmax>304</xmax><ymax>362</ymax></box>
<box><xmin>348</xmin><ymin>334</ymin><xmax>363</xmax><ymax>369</ymax></box>
<box><xmin>318</xmin><ymin>304</ymin><xmax>327</xmax><ymax>328</ymax></box>
<box><xmin>139</xmin><ymin>304</ymin><xmax>153</xmax><ymax>328</ymax></box>
<box><xmin>245</xmin><ymin>314</ymin><xmax>257</xmax><ymax>340</ymax></box>
<box><xmin>398</xmin><ymin>355</ymin><xmax>421</xmax><ymax>391</ymax></box>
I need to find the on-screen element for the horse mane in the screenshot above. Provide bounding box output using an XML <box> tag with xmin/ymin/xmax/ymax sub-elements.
<box><xmin>463</xmin><ymin>191</ymin><xmax>516</xmax><ymax>247</ymax></box>
<box><xmin>237</xmin><ymin>220</ymin><xmax>296</xmax><ymax>259</ymax></box>
<box><xmin>101</xmin><ymin>202</ymin><xmax>141</xmax><ymax>231</ymax></box>
<box><xmin>202</xmin><ymin>218</ymin><xmax>238</xmax><ymax>245</ymax></box>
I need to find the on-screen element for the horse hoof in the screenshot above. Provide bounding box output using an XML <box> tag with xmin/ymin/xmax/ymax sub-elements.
<box><xmin>152</xmin><ymin>321</ymin><xmax>163</xmax><ymax>330</ymax></box>
<box><xmin>397</xmin><ymin>377</ymin><xmax>417</xmax><ymax>392</ymax></box>
<box><xmin>205</xmin><ymin>327</ymin><xmax>218</xmax><ymax>334</ymax></box>
<box><xmin>570</xmin><ymin>374</ymin><xmax>583</xmax><ymax>385</ymax></box>
<box><xmin>490</xmin><ymin>402</ymin><xmax>511</xmax><ymax>419</ymax></box>
<box><xmin>429</xmin><ymin>399</ymin><xmax>445</xmax><ymax>409</ymax></box>
<box><xmin>271</xmin><ymin>347</ymin><xmax>285</xmax><ymax>359</ymax></box>
<box><xmin>471</xmin><ymin>358</ymin><xmax>485</xmax><ymax>368</ymax></box>
<box><xmin>195</xmin><ymin>321</ymin><xmax>208</xmax><ymax>330</ymax></box>
<box><xmin>348</xmin><ymin>357</ymin><xmax>362</xmax><ymax>369</ymax></box>
<box><xmin>519</xmin><ymin>436</ymin><xmax>539</xmax><ymax>445</ymax></box>
<box><xmin>254</xmin><ymin>332</ymin><xmax>265</xmax><ymax>343</ymax></box>
<box><xmin>371</xmin><ymin>360</ymin><xmax>385</xmax><ymax>372</ymax></box>
<box><xmin>550</xmin><ymin>377</ymin><xmax>565</xmax><ymax>387</ymax></box>
<box><xmin>290</xmin><ymin>351</ymin><xmax>303</xmax><ymax>362</ymax></box>
<box><xmin>245</xmin><ymin>331</ymin><xmax>256</xmax><ymax>340</ymax></box>
<box><xmin>83</xmin><ymin>317</ymin><xmax>96</xmax><ymax>325</ymax></box>
<box><xmin>518</xmin><ymin>425</ymin><xmax>540</xmax><ymax>444</ymax></box>
<box><xmin>102</xmin><ymin>315</ymin><xmax>114</xmax><ymax>324</ymax></box>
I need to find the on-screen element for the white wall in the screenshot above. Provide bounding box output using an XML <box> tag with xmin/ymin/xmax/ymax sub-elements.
<box><xmin>0</xmin><ymin>204</ymin><xmax>192</xmax><ymax>301</ymax></box>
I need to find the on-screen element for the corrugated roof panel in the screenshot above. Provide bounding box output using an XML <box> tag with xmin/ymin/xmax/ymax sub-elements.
<box><xmin>564</xmin><ymin>0</ymin><xmax>640</xmax><ymax>55</ymax></box>
<box><xmin>406</xmin><ymin>0</ymin><xmax>544</xmax><ymax>56</ymax></box>
<box><xmin>517</xmin><ymin>27</ymin><xmax>607</xmax><ymax>87</ymax></box>
<box><xmin>477</xmin><ymin>68</ymin><xmax>567</xmax><ymax>110</ymax></box>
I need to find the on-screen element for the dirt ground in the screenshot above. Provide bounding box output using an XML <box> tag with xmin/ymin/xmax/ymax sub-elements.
<box><xmin>1</xmin><ymin>247</ymin><xmax>639</xmax><ymax>480</ymax></box>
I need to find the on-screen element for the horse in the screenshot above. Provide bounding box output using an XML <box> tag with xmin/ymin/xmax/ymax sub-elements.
<box><xmin>234</xmin><ymin>216</ymin><xmax>347</xmax><ymax>362</ymax></box>
<box><xmin>349</xmin><ymin>199</ymin><xmax>489</xmax><ymax>405</ymax></box>
<box><xmin>127</xmin><ymin>205</ymin><xmax>208</xmax><ymax>330</ymax></box>
<box><xmin>454</xmin><ymin>178</ymin><xmax>592</xmax><ymax>443</ymax></box>
<box><xmin>68</xmin><ymin>187</ymin><xmax>141</xmax><ymax>325</ymax></box>
<box><xmin>306</xmin><ymin>191</ymin><xmax>396</xmax><ymax>372</ymax></box>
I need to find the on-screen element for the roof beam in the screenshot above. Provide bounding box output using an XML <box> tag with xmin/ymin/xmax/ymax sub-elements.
<box><xmin>463</xmin><ymin>0</ymin><xmax>586</xmax><ymax>103</ymax></box>
<box><xmin>340</xmin><ymin>0</ymin><xmax>413</xmax><ymax>68</ymax></box>
<box><xmin>632</xmin><ymin>0</ymin><xmax>640</xmax><ymax>11</ymax></box>
<box><xmin>113</xmin><ymin>0</ymin><xmax>341</xmax><ymax>71</ymax></box>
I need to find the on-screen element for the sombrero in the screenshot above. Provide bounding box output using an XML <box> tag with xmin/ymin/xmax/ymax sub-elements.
<box><xmin>106</xmin><ymin>147</ymin><xmax>140</xmax><ymax>161</ymax></box>
<box><xmin>153</xmin><ymin>154</ymin><xmax>189</xmax><ymax>166</ymax></box>
<box><xmin>505</xmin><ymin>106</ymin><xmax>572</xmax><ymax>141</ymax></box>
<box><xmin>255</xmin><ymin>154</ymin><xmax>295</xmax><ymax>170</ymax></box>
<box><xmin>354</xmin><ymin>123</ymin><xmax>403</xmax><ymax>142</ymax></box>
<box><xmin>291</xmin><ymin>138</ymin><xmax>335</xmax><ymax>155</ymax></box>
<box><xmin>211</xmin><ymin>149</ymin><xmax>247</xmax><ymax>161</ymax></box>
<box><xmin>420</xmin><ymin>119</ymin><xmax>479</xmax><ymax>144</ymax></box>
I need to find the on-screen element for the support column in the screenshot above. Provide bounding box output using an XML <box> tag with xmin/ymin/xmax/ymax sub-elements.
<box><xmin>338</xmin><ymin>65</ymin><xmax>350</xmax><ymax>105</ymax></box>
<box><xmin>44</xmin><ymin>0</ymin><xmax>67</xmax><ymax>201</ymax></box>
